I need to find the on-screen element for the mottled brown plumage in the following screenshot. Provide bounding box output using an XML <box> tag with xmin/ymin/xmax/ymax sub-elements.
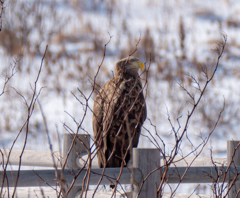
<box><xmin>92</xmin><ymin>57</ymin><xmax>147</xmax><ymax>168</ymax></box>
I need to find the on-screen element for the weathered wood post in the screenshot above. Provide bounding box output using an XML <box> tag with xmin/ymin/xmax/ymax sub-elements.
<box><xmin>132</xmin><ymin>148</ymin><xmax>160</xmax><ymax>198</ymax></box>
<box><xmin>227</xmin><ymin>140</ymin><xmax>240</xmax><ymax>198</ymax></box>
<box><xmin>63</xmin><ymin>133</ymin><xmax>90</xmax><ymax>198</ymax></box>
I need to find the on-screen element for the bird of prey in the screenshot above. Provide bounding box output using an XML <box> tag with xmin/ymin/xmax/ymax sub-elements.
<box><xmin>92</xmin><ymin>57</ymin><xmax>147</xmax><ymax>168</ymax></box>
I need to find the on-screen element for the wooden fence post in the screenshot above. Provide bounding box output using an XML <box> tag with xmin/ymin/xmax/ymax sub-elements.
<box><xmin>132</xmin><ymin>148</ymin><xmax>160</xmax><ymax>198</ymax></box>
<box><xmin>227</xmin><ymin>140</ymin><xmax>240</xmax><ymax>198</ymax></box>
<box><xmin>63</xmin><ymin>133</ymin><xmax>90</xmax><ymax>198</ymax></box>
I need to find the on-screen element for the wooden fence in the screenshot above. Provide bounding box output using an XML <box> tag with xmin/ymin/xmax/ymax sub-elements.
<box><xmin>0</xmin><ymin>134</ymin><xmax>240</xmax><ymax>198</ymax></box>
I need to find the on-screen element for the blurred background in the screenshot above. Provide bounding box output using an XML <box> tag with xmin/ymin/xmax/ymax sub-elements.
<box><xmin>0</xmin><ymin>0</ymin><xmax>240</xmax><ymax>195</ymax></box>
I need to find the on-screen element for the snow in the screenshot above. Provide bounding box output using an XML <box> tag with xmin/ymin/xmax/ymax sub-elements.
<box><xmin>1</xmin><ymin>188</ymin><xmax>212</xmax><ymax>198</ymax></box>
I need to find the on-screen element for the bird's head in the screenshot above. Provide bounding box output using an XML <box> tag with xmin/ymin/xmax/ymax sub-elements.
<box><xmin>115</xmin><ymin>57</ymin><xmax>145</xmax><ymax>78</ymax></box>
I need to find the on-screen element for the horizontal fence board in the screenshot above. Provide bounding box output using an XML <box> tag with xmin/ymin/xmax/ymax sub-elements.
<box><xmin>168</xmin><ymin>157</ymin><xmax>227</xmax><ymax>167</ymax></box>
<box><xmin>1</xmin><ymin>166</ymin><xmax>239</xmax><ymax>187</ymax></box>
<box><xmin>0</xmin><ymin>149</ymin><xmax>227</xmax><ymax>168</ymax></box>
<box><xmin>0</xmin><ymin>149</ymin><xmax>62</xmax><ymax>167</ymax></box>
<box><xmin>78</xmin><ymin>156</ymin><xmax>227</xmax><ymax>169</ymax></box>
<box><xmin>165</xmin><ymin>166</ymin><xmax>239</xmax><ymax>183</ymax></box>
<box><xmin>0</xmin><ymin>149</ymin><xmax>227</xmax><ymax>169</ymax></box>
<box><xmin>0</xmin><ymin>168</ymin><xmax>142</xmax><ymax>187</ymax></box>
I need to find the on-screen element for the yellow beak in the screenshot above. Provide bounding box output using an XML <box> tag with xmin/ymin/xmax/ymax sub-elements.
<box><xmin>137</xmin><ymin>61</ymin><xmax>145</xmax><ymax>70</ymax></box>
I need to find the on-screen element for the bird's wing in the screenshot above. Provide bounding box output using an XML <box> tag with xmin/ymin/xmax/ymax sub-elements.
<box><xmin>104</xmin><ymin>78</ymin><xmax>147</xmax><ymax>166</ymax></box>
<box><xmin>92</xmin><ymin>78</ymin><xmax>116</xmax><ymax>167</ymax></box>
<box><xmin>93</xmin><ymin>77</ymin><xmax>147</xmax><ymax>167</ymax></box>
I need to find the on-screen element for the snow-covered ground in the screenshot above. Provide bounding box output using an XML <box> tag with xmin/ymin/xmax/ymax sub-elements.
<box><xmin>3</xmin><ymin>187</ymin><xmax>212</xmax><ymax>198</ymax></box>
<box><xmin>1</xmin><ymin>0</ymin><xmax>240</xmax><ymax>196</ymax></box>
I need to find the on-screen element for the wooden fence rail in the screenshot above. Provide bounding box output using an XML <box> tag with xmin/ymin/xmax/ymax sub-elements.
<box><xmin>1</xmin><ymin>166</ymin><xmax>240</xmax><ymax>186</ymax></box>
<box><xmin>0</xmin><ymin>150</ymin><xmax>227</xmax><ymax>168</ymax></box>
<box><xmin>0</xmin><ymin>134</ymin><xmax>240</xmax><ymax>198</ymax></box>
<box><xmin>0</xmin><ymin>168</ymin><xmax>142</xmax><ymax>187</ymax></box>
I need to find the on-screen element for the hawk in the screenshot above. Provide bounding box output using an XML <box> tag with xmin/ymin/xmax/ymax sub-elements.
<box><xmin>92</xmin><ymin>57</ymin><xmax>147</xmax><ymax>168</ymax></box>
